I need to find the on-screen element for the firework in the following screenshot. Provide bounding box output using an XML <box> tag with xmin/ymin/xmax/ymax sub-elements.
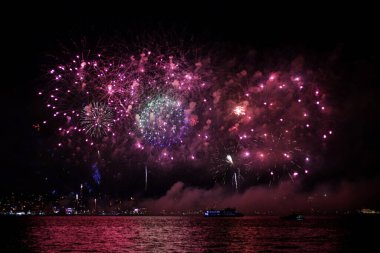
<box><xmin>38</xmin><ymin>43</ymin><xmax>333</xmax><ymax>188</ymax></box>
<box><xmin>233</xmin><ymin>106</ymin><xmax>246</xmax><ymax>116</ymax></box>
<box><xmin>226</xmin><ymin>155</ymin><xmax>234</xmax><ymax>165</ymax></box>
<box><xmin>81</xmin><ymin>102</ymin><xmax>113</xmax><ymax>138</ymax></box>
<box><xmin>145</xmin><ymin>165</ymin><xmax>148</xmax><ymax>192</ymax></box>
<box><xmin>233</xmin><ymin>172</ymin><xmax>237</xmax><ymax>190</ymax></box>
<box><xmin>137</xmin><ymin>95</ymin><xmax>187</xmax><ymax>147</ymax></box>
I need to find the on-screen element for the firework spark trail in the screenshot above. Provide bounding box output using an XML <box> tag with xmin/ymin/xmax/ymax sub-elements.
<box><xmin>233</xmin><ymin>172</ymin><xmax>238</xmax><ymax>191</ymax></box>
<box><xmin>38</xmin><ymin>44</ymin><xmax>333</xmax><ymax>187</ymax></box>
<box><xmin>145</xmin><ymin>165</ymin><xmax>148</xmax><ymax>192</ymax></box>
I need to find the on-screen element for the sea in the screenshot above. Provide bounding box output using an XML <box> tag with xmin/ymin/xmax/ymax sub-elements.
<box><xmin>1</xmin><ymin>215</ymin><xmax>379</xmax><ymax>252</ymax></box>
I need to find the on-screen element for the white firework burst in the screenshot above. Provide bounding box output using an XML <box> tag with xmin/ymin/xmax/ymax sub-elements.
<box><xmin>81</xmin><ymin>102</ymin><xmax>113</xmax><ymax>138</ymax></box>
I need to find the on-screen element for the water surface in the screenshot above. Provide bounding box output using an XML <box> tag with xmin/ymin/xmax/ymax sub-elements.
<box><xmin>1</xmin><ymin>216</ymin><xmax>378</xmax><ymax>252</ymax></box>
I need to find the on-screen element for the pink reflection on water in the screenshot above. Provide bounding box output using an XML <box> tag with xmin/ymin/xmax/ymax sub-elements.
<box><xmin>23</xmin><ymin>216</ymin><xmax>344</xmax><ymax>252</ymax></box>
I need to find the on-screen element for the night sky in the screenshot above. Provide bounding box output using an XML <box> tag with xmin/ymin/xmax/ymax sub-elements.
<box><xmin>2</xmin><ymin>1</ymin><xmax>379</xmax><ymax>209</ymax></box>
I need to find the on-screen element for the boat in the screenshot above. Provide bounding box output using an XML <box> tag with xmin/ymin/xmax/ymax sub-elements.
<box><xmin>280</xmin><ymin>213</ymin><xmax>304</xmax><ymax>221</ymax></box>
<box><xmin>204</xmin><ymin>208</ymin><xmax>244</xmax><ymax>217</ymax></box>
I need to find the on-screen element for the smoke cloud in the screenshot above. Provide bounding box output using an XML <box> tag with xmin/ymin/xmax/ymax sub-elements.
<box><xmin>142</xmin><ymin>176</ymin><xmax>380</xmax><ymax>215</ymax></box>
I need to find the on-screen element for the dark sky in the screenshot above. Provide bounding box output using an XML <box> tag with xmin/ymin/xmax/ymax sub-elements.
<box><xmin>2</xmin><ymin>1</ymin><xmax>379</xmax><ymax>203</ymax></box>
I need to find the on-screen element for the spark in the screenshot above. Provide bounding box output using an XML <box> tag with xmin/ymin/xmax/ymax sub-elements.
<box><xmin>226</xmin><ymin>155</ymin><xmax>234</xmax><ymax>165</ymax></box>
<box><xmin>233</xmin><ymin>106</ymin><xmax>246</xmax><ymax>116</ymax></box>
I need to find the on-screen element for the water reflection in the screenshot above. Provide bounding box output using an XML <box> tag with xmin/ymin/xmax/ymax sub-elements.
<box><xmin>1</xmin><ymin>216</ymin><xmax>378</xmax><ymax>252</ymax></box>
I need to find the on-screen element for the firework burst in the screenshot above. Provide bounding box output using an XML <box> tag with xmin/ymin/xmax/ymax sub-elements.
<box><xmin>137</xmin><ymin>95</ymin><xmax>187</xmax><ymax>147</ymax></box>
<box><xmin>37</xmin><ymin>42</ymin><xmax>333</xmax><ymax>188</ymax></box>
<box><xmin>81</xmin><ymin>102</ymin><xmax>113</xmax><ymax>138</ymax></box>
